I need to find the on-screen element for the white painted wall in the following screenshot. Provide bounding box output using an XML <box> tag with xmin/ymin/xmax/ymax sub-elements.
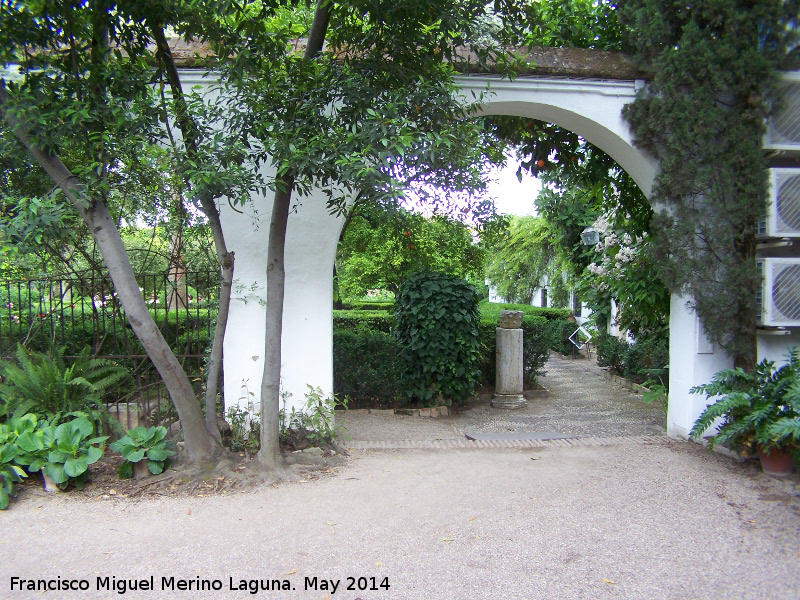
<box><xmin>455</xmin><ymin>76</ymin><xmax>656</xmax><ymax>196</ymax></box>
<box><xmin>666</xmin><ymin>296</ymin><xmax>732</xmax><ymax>438</ymax></box>
<box><xmin>219</xmin><ymin>183</ymin><xmax>344</xmax><ymax>415</ymax></box>
<box><xmin>758</xmin><ymin>332</ymin><xmax>800</xmax><ymax>365</ymax></box>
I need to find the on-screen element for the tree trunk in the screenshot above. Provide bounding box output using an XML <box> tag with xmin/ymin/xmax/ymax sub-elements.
<box><xmin>204</xmin><ymin>237</ymin><xmax>234</xmax><ymax>441</ymax></box>
<box><xmin>166</xmin><ymin>205</ymin><xmax>188</xmax><ymax>312</ymax></box>
<box><xmin>151</xmin><ymin>22</ymin><xmax>235</xmax><ymax>443</ymax></box>
<box><xmin>0</xmin><ymin>88</ymin><xmax>214</xmax><ymax>461</ymax></box>
<box><xmin>166</xmin><ymin>239</ymin><xmax>188</xmax><ymax>311</ymax></box>
<box><xmin>258</xmin><ymin>181</ymin><xmax>292</xmax><ymax>467</ymax></box>
<box><xmin>257</xmin><ymin>0</ymin><xmax>332</xmax><ymax>467</ymax></box>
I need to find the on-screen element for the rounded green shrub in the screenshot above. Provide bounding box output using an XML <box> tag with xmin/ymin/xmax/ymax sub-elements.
<box><xmin>394</xmin><ymin>272</ymin><xmax>481</xmax><ymax>405</ymax></box>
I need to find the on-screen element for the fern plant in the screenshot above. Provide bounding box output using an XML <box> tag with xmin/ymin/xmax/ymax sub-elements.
<box><xmin>689</xmin><ymin>349</ymin><xmax>800</xmax><ymax>456</ymax></box>
<box><xmin>0</xmin><ymin>345</ymin><xmax>128</xmax><ymax>430</ymax></box>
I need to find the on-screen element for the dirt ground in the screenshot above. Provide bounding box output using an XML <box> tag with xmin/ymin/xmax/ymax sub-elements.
<box><xmin>2</xmin><ymin>356</ymin><xmax>799</xmax><ymax>599</ymax></box>
<box><xmin>2</xmin><ymin>443</ymin><xmax>800</xmax><ymax>600</ymax></box>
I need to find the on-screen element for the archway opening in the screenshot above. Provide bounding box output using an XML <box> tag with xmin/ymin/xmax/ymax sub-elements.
<box><xmin>332</xmin><ymin>78</ymin><xmax>669</xmax><ymax>438</ymax></box>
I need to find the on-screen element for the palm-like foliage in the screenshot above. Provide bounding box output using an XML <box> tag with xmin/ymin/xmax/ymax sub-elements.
<box><xmin>689</xmin><ymin>349</ymin><xmax>800</xmax><ymax>454</ymax></box>
<box><xmin>0</xmin><ymin>345</ymin><xmax>128</xmax><ymax>428</ymax></box>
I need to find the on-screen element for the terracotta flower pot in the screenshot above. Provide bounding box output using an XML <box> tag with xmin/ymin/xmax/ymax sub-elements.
<box><xmin>757</xmin><ymin>446</ymin><xmax>795</xmax><ymax>477</ymax></box>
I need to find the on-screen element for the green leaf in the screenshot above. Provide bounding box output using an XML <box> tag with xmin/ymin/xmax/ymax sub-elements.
<box><xmin>145</xmin><ymin>447</ymin><xmax>172</xmax><ymax>462</ymax></box>
<box><xmin>63</xmin><ymin>456</ymin><xmax>89</xmax><ymax>478</ymax></box>
<box><xmin>118</xmin><ymin>461</ymin><xmax>133</xmax><ymax>479</ymax></box>
<box><xmin>45</xmin><ymin>463</ymin><xmax>68</xmax><ymax>484</ymax></box>
<box><xmin>86</xmin><ymin>445</ymin><xmax>103</xmax><ymax>465</ymax></box>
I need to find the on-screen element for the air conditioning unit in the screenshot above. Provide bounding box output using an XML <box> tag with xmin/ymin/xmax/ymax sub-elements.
<box><xmin>758</xmin><ymin>257</ymin><xmax>800</xmax><ymax>327</ymax></box>
<box><xmin>759</xmin><ymin>168</ymin><xmax>800</xmax><ymax>237</ymax></box>
<box><xmin>764</xmin><ymin>73</ymin><xmax>800</xmax><ymax>151</ymax></box>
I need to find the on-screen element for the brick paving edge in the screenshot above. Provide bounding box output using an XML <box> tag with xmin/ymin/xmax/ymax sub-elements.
<box><xmin>346</xmin><ymin>435</ymin><xmax>674</xmax><ymax>451</ymax></box>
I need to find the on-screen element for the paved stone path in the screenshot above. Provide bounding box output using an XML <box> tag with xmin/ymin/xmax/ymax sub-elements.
<box><xmin>341</xmin><ymin>353</ymin><xmax>667</xmax><ymax>447</ymax></box>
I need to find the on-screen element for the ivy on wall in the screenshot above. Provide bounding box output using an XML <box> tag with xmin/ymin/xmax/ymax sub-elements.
<box><xmin>620</xmin><ymin>0</ymin><xmax>800</xmax><ymax>369</ymax></box>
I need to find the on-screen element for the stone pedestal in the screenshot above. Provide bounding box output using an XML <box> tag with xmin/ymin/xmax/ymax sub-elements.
<box><xmin>492</xmin><ymin>311</ymin><xmax>526</xmax><ymax>410</ymax></box>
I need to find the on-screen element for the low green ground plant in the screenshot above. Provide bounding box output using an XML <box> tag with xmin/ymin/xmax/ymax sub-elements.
<box><xmin>14</xmin><ymin>415</ymin><xmax>106</xmax><ymax>491</ymax></box>
<box><xmin>226</xmin><ymin>403</ymin><xmax>261</xmax><ymax>454</ymax></box>
<box><xmin>279</xmin><ymin>387</ymin><xmax>348</xmax><ymax>449</ymax></box>
<box><xmin>110</xmin><ymin>425</ymin><xmax>175</xmax><ymax>478</ymax></box>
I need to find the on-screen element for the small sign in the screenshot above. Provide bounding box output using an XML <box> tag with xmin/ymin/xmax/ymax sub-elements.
<box><xmin>569</xmin><ymin>326</ymin><xmax>593</xmax><ymax>349</ymax></box>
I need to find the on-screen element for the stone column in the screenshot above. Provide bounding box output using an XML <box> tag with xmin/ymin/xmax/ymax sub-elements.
<box><xmin>492</xmin><ymin>310</ymin><xmax>526</xmax><ymax>409</ymax></box>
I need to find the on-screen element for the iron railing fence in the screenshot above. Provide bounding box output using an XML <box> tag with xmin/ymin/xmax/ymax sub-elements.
<box><xmin>0</xmin><ymin>271</ymin><xmax>220</xmax><ymax>429</ymax></box>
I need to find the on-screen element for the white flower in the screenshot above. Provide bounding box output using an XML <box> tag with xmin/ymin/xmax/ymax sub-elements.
<box><xmin>588</xmin><ymin>263</ymin><xmax>607</xmax><ymax>277</ymax></box>
<box><xmin>593</xmin><ymin>214</ymin><xmax>612</xmax><ymax>235</ymax></box>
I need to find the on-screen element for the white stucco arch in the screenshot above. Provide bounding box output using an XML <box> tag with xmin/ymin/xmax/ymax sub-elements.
<box><xmin>456</xmin><ymin>76</ymin><xmax>656</xmax><ymax>195</ymax></box>
<box><xmin>218</xmin><ymin>73</ymin><xmax>741</xmax><ymax>439</ymax></box>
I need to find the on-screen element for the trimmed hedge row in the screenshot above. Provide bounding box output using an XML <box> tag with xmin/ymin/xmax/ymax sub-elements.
<box><xmin>342</xmin><ymin>301</ymin><xmax>396</xmax><ymax>312</ymax></box>
<box><xmin>332</xmin><ymin>329</ymin><xmax>405</xmax><ymax>408</ymax></box>
<box><xmin>595</xmin><ymin>332</ymin><xmax>669</xmax><ymax>384</ymax></box>
<box><xmin>478</xmin><ymin>302</ymin><xmax>571</xmax><ymax>323</ymax></box>
<box><xmin>0</xmin><ymin>308</ymin><xmax>215</xmax><ymax>358</ymax></box>
<box><xmin>332</xmin><ymin>310</ymin><xmax>393</xmax><ymax>333</ymax></box>
<box><xmin>333</xmin><ymin>302</ymin><xmax>575</xmax><ymax>406</ymax></box>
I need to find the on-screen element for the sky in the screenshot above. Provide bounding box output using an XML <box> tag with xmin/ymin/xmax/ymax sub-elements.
<box><xmin>484</xmin><ymin>160</ymin><xmax>542</xmax><ymax>217</ymax></box>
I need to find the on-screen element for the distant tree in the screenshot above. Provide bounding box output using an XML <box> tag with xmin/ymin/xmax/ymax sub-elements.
<box><xmin>484</xmin><ymin>216</ymin><xmax>559</xmax><ymax>305</ymax></box>
<box><xmin>338</xmin><ymin>211</ymin><xmax>484</xmax><ymax>298</ymax></box>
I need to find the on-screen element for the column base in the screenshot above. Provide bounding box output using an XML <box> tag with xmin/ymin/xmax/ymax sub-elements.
<box><xmin>491</xmin><ymin>394</ymin><xmax>527</xmax><ymax>410</ymax></box>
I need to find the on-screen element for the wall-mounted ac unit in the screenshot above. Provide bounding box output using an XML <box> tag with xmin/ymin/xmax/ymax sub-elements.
<box><xmin>764</xmin><ymin>74</ymin><xmax>800</xmax><ymax>151</ymax></box>
<box><xmin>759</xmin><ymin>168</ymin><xmax>800</xmax><ymax>237</ymax></box>
<box><xmin>758</xmin><ymin>257</ymin><xmax>800</xmax><ymax>327</ymax></box>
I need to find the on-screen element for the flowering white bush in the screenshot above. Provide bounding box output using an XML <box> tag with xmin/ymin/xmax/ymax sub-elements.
<box><xmin>579</xmin><ymin>210</ymin><xmax>669</xmax><ymax>336</ymax></box>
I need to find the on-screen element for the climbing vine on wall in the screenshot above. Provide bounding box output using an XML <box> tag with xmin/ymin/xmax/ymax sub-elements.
<box><xmin>620</xmin><ymin>0</ymin><xmax>800</xmax><ymax>370</ymax></box>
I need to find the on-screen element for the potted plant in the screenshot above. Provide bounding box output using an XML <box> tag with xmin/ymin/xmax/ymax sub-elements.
<box><xmin>690</xmin><ymin>349</ymin><xmax>800</xmax><ymax>476</ymax></box>
<box><xmin>110</xmin><ymin>426</ymin><xmax>175</xmax><ymax>479</ymax></box>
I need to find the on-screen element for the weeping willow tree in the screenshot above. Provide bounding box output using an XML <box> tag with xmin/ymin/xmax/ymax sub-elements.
<box><xmin>620</xmin><ymin>0</ymin><xmax>800</xmax><ymax>371</ymax></box>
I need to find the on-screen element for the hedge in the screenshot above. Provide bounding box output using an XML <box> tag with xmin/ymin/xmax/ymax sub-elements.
<box><xmin>342</xmin><ymin>301</ymin><xmax>396</xmax><ymax>312</ymax></box>
<box><xmin>332</xmin><ymin>329</ymin><xmax>404</xmax><ymax>408</ymax></box>
<box><xmin>594</xmin><ymin>332</ymin><xmax>669</xmax><ymax>385</ymax></box>
<box><xmin>547</xmin><ymin>320</ymin><xmax>580</xmax><ymax>356</ymax></box>
<box><xmin>0</xmin><ymin>307</ymin><xmax>215</xmax><ymax>358</ymax></box>
<box><xmin>332</xmin><ymin>301</ymin><xmax>568</xmax><ymax>405</ymax></box>
<box><xmin>478</xmin><ymin>301</ymin><xmax>571</xmax><ymax>323</ymax></box>
<box><xmin>478</xmin><ymin>315</ymin><xmax>551</xmax><ymax>388</ymax></box>
<box><xmin>332</xmin><ymin>310</ymin><xmax>394</xmax><ymax>333</ymax></box>
<box><xmin>394</xmin><ymin>273</ymin><xmax>482</xmax><ymax>405</ymax></box>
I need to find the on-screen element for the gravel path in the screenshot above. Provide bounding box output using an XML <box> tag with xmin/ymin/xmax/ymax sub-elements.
<box><xmin>2</xmin><ymin>355</ymin><xmax>799</xmax><ymax>600</ymax></box>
